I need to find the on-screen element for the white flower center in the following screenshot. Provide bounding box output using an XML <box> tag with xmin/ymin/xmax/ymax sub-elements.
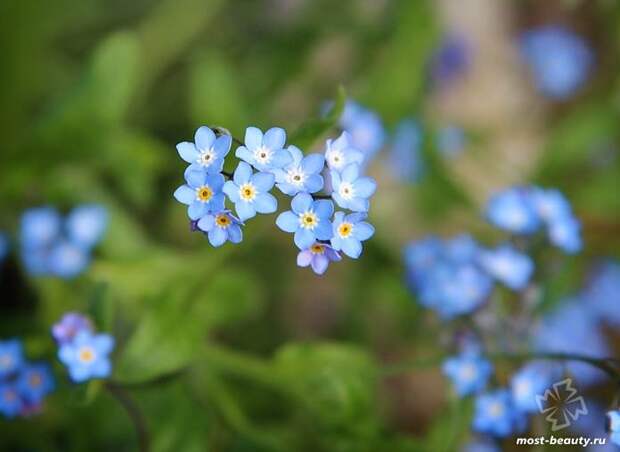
<box><xmin>328</xmin><ymin>150</ymin><xmax>344</xmax><ymax>169</ymax></box>
<box><xmin>339</xmin><ymin>182</ymin><xmax>355</xmax><ymax>200</ymax></box>
<box><xmin>239</xmin><ymin>182</ymin><xmax>257</xmax><ymax>202</ymax></box>
<box><xmin>299</xmin><ymin>211</ymin><xmax>318</xmax><ymax>230</ymax></box>
<box><xmin>337</xmin><ymin>222</ymin><xmax>354</xmax><ymax>238</ymax></box>
<box><xmin>458</xmin><ymin>363</ymin><xmax>477</xmax><ymax>382</ymax></box>
<box><xmin>489</xmin><ymin>402</ymin><xmax>504</xmax><ymax>418</ymax></box>
<box><xmin>197</xmin><ymin>147</ymin><xmax>216</xmax><ymax>167</ymax></box>
<box><xmin>286</xmin><ymin>167</ymin><xmax>306</xmax><ymax>187</ymax></box>
<box><xmin>515</xmin><ymin>380</ymin><xmax>531</xmax><ymax>397</ymax></box>
<box><xmin>78</xmin><ymin>346</ymin><xmax>96</xmax><ymax>364</ymax></box>
<box><xmin>254</xmin><ymin>146</ymin><xmax>273</xmax><ymax>165</ymax></box>
<box><xmin>196</xmin><ymin>185</ymin><xmax>213</xmax><ymax>203</ymax></box>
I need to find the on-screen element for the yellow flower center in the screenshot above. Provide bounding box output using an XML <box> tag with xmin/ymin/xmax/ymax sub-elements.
<box><xmin>299</xmin><ymin>211</ymin><xmax>318</xmax><ymax>230</ymax></box>
<box><xmin>196</xmin><ymin>185</ymin><xmax>213</xmax><ymax>202</ymax></box>
<box><xmin>78</xmin><ymin>346</ymin><xmax>95</xmax><ymax>364</ymax></box>
<box><xmin>310</xmin><ymin>243</ymin><xmax>325</xmax><ymax>254</ymax></box>
<box><xmin>215</xmin><ymin>214</ymin><xmax>232</xmax><ymax>228</ymax></box>
<box><xmin>239</xmin><ymin>183</ymin><xmax>257</xmax><ymax>202</ymax></box>
<box><xmin>338</xmin><ymin>222</ymin><xmax>353</xmax><ymax>238</ymax></box>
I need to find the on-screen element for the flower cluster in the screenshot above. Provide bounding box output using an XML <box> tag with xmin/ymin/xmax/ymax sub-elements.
<box><xmin>0</xmin><ymin>339</ymin><xmax>54</xmax><ymax>419</ymax></box>
<box><xmin>19</xmin><ymin>205</ymin><xmax>108</xmax><ymax>278</ymax></box>
<box><xmin>53</xmin><ymin>313</ymin><xmax>114</xmax><ymax>383</ymax></box>
<box><xmin>174</xmin><ymin>125</ymin><xmax>377</xmax><ymax>274</ymax></box>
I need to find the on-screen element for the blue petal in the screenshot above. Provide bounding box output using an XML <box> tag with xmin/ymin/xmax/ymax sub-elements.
<box><xmin>188</xmin><ymin>202</ymin><xmax>209</xmax><ymax>220</ymax></box>
<box><xmin>177</xmin><ymin>142</ymin><xmax>198</xmax><ymax>163</ymax></box>
<box><xmin>341</xmin><ymin>164</ymin><xmax>360</xmax><ymax>183</ymax></box>
<box><xmin>253</xmin><ymin>193</ymin><xmax>277</xmax><ymax>214</ymax></box>
<box><xmin>304</xmin><ymin>174</ymin><xmax>324</xmax><ymax>193</ymax></box>
<box><xmin>213</xmin><ymin>135</ymin><xmax>232</xmax><ymax>157</ymax></box>
<box><xmin>92</xmin><ymin>359</ymin><xmax>111</xmax><ymax>378</ymax></box>
<box><xmin>93</xmin><ymin>335</ymin><xmax>114</xmax><ymax>354</ymax></box>
<box><xmin>235</xmin><ymin>146</ymin><xmax>254</xmax><ymax>165</ymax></box>
<box><xmin>311</xmin><ymin>254</ymin><xmax>329</xmax><ymax>275</ymax></box>
<box><xmin>287</xmin><ymin>145</ymin><xmax>304</xmax><ymax>165</ymax></box>
<box><xmin>332</xmin><ymin>192</ymin><xmax>346</xmax><ymax>209</ymax></box>
<box><xmin>353</xmin><ymin>177</ymin><xmax>376</xmax><ymax>198</ymax></box>
<box><xmin>208</xmin><ymin>227</ymin><xmax>227</xmax><ymax>247</ymax></box>
<box><xmin>228</xmin><ymin>225</ymin><xmax>243</xmax><ymax>243</ymax></box>
<box><xmin>353</xmin><ymin>222</ymin><xmax>374</xmax><ymax>241</ymax></box>
<box><xmin>194</xmin><ymin>126</ymin><xmax>216</xmax><ymax>150</ymax></box>
<box><xmin>264</xmin><ymin>127</ymin><xmax>286</xmax><ymax>150</ymax></box>
<box><xmin>209</xmin><ymin>193</ymin><xmax>225</xmax><ymax>212</ymax></box>
<box><xmin>313</xmin><ymin>200</ymin><xmax>334</xmax><ymax>219</ymax></box>
<box><xmin>270</xmin><ymin>149</ymin><xmax>293</xmax><ymax>168</ymax></box>
<box><xmin>341</xmin><ymin>238</ymin><xmax>362</xmax><ymax>258</ymax></box>
<box><xmin>206</xmin><ymin>173</ymin><xmax>225</xmax><ymax>191</ymax></box>
<box><xmin>272</xmin><ymin>169</ymin><xmax>287</xmax><ymax>184</ymax></box>
<box><xmin>345</xmin><ymin>212</ymin><xmax>366</xmax><ymax>223</ymax></box>
<box><xmin>347</xmin><ymin>197</ymin><xmax>369</xmax><ymax>212</ymax></box>
<box><xmin>174</xmin><ymin>185</ymin><xmax>195</xmax><ymax>205</ymax></box>
<box><xmin>276</xmin><ymin>182</ymin><xmax>298</xmax><ymax>196</ymax></box>
<box><xmin>197</xmin><ymin>215</ymin><xmax>215</xmax><ymax>232</ymax></box>
<box><xmin>330</xmin><ymin>234</ymin><xmax>342</xmax><ymax>250</ymax></box>
<box><xmin>297</xmin><ymin>250</ymin><xmax>313</xmax><ymax>267</ymax></box>
<box><xmin>251</xmin><ymin>172</ymin><xmax>275</xmax><ymax>192</ymax></box>
<box><xmin>333</xmin><ymin>211</ymin><xmax>345</xmax><ymax>225</ymax></box>
<box><xmin>223</xmin><ymin>181</ymin><xmax>240</xmax><ymax>202</ymax></box>
<box><xmin>314</xmin><ymin>220</ymin><xmax>333</xmax><ymax>240</ymax></box>
<box><xmin>294</xmin><ymin>228</ymin><xmax>315</xmax><ymax>249</ymax></box>
<box><xmin>301</xmin><ymin>154</ymin><xmax>325</xmax><ymax>174</ymax></box>
<box><xmin>276</xmin><ymin>211</ymin><xmax>299</xmax><ymax>232</ymax></box>
<box><xmin>292</xmin><ymin>193</ymin><xmax>313</xmax><ymax>214</ymax></box>
<box><xmin>245</xmin><ymin>127</ymin><xmax>263</xmax><ymax>150</ymax></box>
<box><xmin>330</xmin><ymin>170</ymin><xmax>341</xmax><ymax>188</ymax></box>
<box><xmin>236</xmin><ymin>201</ymin><xmax>256</xmax><ymax>221</ymax></box>
<box><xmin>185</xmin><ymin>167</ymin><xmax>207</xmax><ymax>188</ymax></box>
<box><xmin>233</xmin><ymin>162</ymin><xmax>253</xmax><ymax>185</ymax></box>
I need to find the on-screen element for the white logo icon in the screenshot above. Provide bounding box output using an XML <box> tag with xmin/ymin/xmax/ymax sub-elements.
<box><xmin>536</xmin><ymin>378</ymin><xmax>588</xmax><ymax>431</ymax></box>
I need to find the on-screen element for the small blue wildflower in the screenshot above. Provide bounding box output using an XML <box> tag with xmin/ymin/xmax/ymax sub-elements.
<box><xmin>444</xmin><ymin>234</ymin><xmax>479</xmax><ymax>263</ymax></box>
<box><xmin>223</xmin><ymin>162</ymin><xmax>277</xmax><ymax>221</ymax></box>
<box><xmin>196</xmin><ymin>210</ymin><xmax>243</xmax><ymax>247</ymax></box>
<box><xmin>0</xmin><ymin>232</ymin><xmax>9</xmax><ymax>263</ymax></box>
<box><xmin>339</xmin><ymin>101</ymin><xmax>385</xmax><ymax>161</ymax></box>
<box><xmin>47</xmin><ymin>241</ymin><xmax>90</xmax><ymax>279</ymax></box>
<box><xmin>510</xmin><ymin>362</ymin><xmax>561</xmax><ymax>413</ymax></box>
<box><xmin>16</xmin><ymin>363</ymin><xmax>54</xmax><ymax>403</ymax></box>
<box><xmin>235</xmin><ymin>126</ymin><xmax>292</xmax><ymax>171</ymax></box>
<box><xmin>585</xmin><ymin>261</ymin><xmax>620</xmax><ymax>327</ymax></box>
<box><xmin>58</xmin><ymin>330</ymin><xmax>114</xmax><ymax>383</ymax></box>
<box><xmin>324</xmin><ymin>131</ymin><xmax>364</xmax><ymax>172</ymax></box>
<box><xmin>429</xmin><ymin>34</ymin><xmax>470</xmax><ymax>88</ymax></box>
<box><xmin>520</xmin><ymin>25</ymin><xmax>593</xmax><ymax>100</ymax></box>
<box><xmin>174</xmin><ymin>167</ymin><xmax>226</xmax><ymax>220</ymax></box>
<box><xmin>388</xmin><ymin>119</ymin><xmax>424</xmax><ymax>182</ymax></box>
<box><xmin>531</xmin><ymin>188</ymin><xmax>572</xmax><ymax>224</ymax></box>
<box><xmin>273</xmin><ymin>145</ymin><xmax>325</xmax><ymax>196</ymax></box>
<box><xmin>330</xmin><ymin>164</ymin><xmax>376</xmax><ymax>212</ymax></box>
<box><xmin>472</xmin><ymin>389</ymin><xmax>526</xmax><ymax>438</ymax></box>
<box><xmin>276</xmin><ymin>193</ymin><xmax>334</xmax><ymax>250</ymax></box>
<box><xmin>436</xmin><ymin>125</ymin><xmax>465</xmax><ymax>158</ymax></box>
<box><xmin>548</xmin><ymin>215</ymin><xmax>582</xmax><ymax>254</ymax></box>
<box><xmin>404</xmin><ymin>236</ymin><xmax>441</xmax><ymax>281</ymax></box>
<box><xmin>20</xmin><ymin>207</ymin><xmax>61</xmax><ymax>250</ymax></box>
<box><xmin>485</xmin><ymin>187</ymin><xmax>539</xmax><ymax>234</ymax></box>
<box><xmin>65</xmin><ymin>204</ymin><xmax>108</xmax><ymax>250</ymax></box>
<box><xmin>442</xmin><ymin>352</ymin><xmax>492</xmax><ymax>397</ymax></box>
<box><xmin>177</xmin><ymin>126</ymin><xmax>232</xmax><ymax>174</ymax></box>
<box><xmin>478</xmin><ymin>244</ymin><xmax>534</xmax><ymax>290</ymax></box>
<box><xmin>330</xmin><ymin>212</ymin><xmax>374</xmax><ymax>259</ymax></box>
<box><xmin>0</xmin><ymin>339</ymin><xmax>23</xmax><ymax>378</ymax></box>
<box><xmin>52</xmin><ymin>312</ymin><xmax>93</xmax><ymax>345</ymax></box>
<box><xmin>297</xmin><ymin>242</ymin><xmax>341</xmax><ymax>275</ymax></box>
<box><xmin>0</xmin><ymin>384</ymin><xmax>23</xmax><ymax>418</ymax></box>
<box><xmin>607</xmin><ymin>410</ymin><xmax>620</xmax><ymax>446</ymax></box>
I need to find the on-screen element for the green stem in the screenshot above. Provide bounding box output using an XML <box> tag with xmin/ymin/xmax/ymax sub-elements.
<box><xmin>104</xmin><ymin>382</ymin><xmax>150</xmax><ymax>452</ymax></box>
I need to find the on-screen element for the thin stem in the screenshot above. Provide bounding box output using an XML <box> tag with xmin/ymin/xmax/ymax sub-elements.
<box><xmin>104</xmin><ymin>382</ymin><xmax>150</xmax><ymax>452</ymax></box>
<box><xmin>312</xmin><ymin>194</ymin><xmax>331</xmax><ymax>200</ymax></box>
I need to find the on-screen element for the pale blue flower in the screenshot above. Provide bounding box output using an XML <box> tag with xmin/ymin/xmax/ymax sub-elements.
<box><xmin>0</xmin><ymin>339</ymin><xmax>23</xmax><ymax>378</ymax></box>
<box><xmin>485</xmin><ymin>187</ymin><xmax>539</xmax><ymax>234</ymax></box>
<box><xmin>48</xmin><ymin>241</ymin><xmax>90</xmax><ymax>279</ymax></box>
<box><xmin>273</xmin><ymin>145</ymin><xmax>325</xmax><ymax>196</ymax></box>
<box><xmin>510</xmin><ymin>362</ymin><xmax>561</xmax><ymax>413</ymax></box>
<box><xmin>52</xmin><ymin>312</ymin><xmax>93</xmax><ymax>345</ymax></box>
<box><xmin>330</xmin><ymin>164</ymin><xmax>376</xmax><ymax>212</ymax></box>
<box><xmin>324</xmin><ymin>131</ymin><xmax>364</xmax><ymax>172</ymax></box>
<box><xmin>339</xmin><ymin>101</ymin><xmax>385</xmax><ymax>161</ymax></box>
<box><xmin>388</xmin><ymin>119</ymin><xmax>424</xmax><ymax>182</ymax></box>
<box><xmin>478</xmin><ymin>244</ymin><xmax>534</xmax><ymax>290</ymax></box>
<box><xmin>330</xmin><ymin>212</ymin><xmax>374</xmax><ymax>259</ymax></box>
<box><xmin>196</xmin><ymin>210</ymin><xmax>243</xmax><ymax>247</ymax></box>
<box><xmin>223</xmin><ymin>162</ymin><xmax>277</xmax><ymax>221</ymax></box>
<box><xmin>442</xmin><ymin>352</ymin><xmax>492</xmax><ymax>397</ymax></box>
<box><xmin>65</xmin><ymin>204</ymin><xmax>108</xmax><ymax>250</ymax></box>
<box><xmin>16</xmin><ymin>363</ymin><xmax>55</xmax><ymax>403</ymax></box>
<box><xmin>548</xmin><ymin>215</ymin><xmax>582</xmax><ymax>254</ymax></box>
<box><xmin>297</xmin><ymin>242</ymin><xmax>341</xmax><ymax>275</ymax></box>
<box><xmin>473</xmin><ymin>389</ymin><xmax>526</xmax><ymax>438</ymax></box>
<box><xmin>58</xmin><ymin>330</ymin><xmax>114</xmax><ymax>383</ymax></box>
<box><xmin>176</xmin><ymin>126</ymin><xmax>232</xmax><ymax>174</ymax></box>
<box><xmin>276</xmin><ymin>193</ymin><xmax>334</xmax><ymax>249</ymax></box>
<box><xmin>20</xmin><ymin>207</ymin><xmax>61</xmax><ymax>250</ymax></box>
<box><xmin>174</xmin><ymin>167</ymin><xmax>225</xmax><ymax>220</ymax></box>
<box><xmin>235</xmin><ymin>126</ymin><xmax>292</xmax><ymax>171</ymax></box>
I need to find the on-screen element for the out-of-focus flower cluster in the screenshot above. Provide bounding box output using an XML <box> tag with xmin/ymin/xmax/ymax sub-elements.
<box><xmin>0</xmin><ymin>339</ymin><xmax>54</xmax><ymax>419</ymax></box>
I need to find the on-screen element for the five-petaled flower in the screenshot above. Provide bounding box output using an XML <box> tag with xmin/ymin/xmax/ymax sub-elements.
<box><xmin>236</xmin><ymin>127</ymin><xmax>292</xmax><ymax>171</ymax></box>
<box><xmin>330</xmin><ymin>163</ymin><xmax>376</xmax><ymax>212</ymax></box>
<box><xmin>330</xmin><ymin>212</ymin><xmax>374</xmax><ymax>259</ymax></box>
<box><xmin>16</xmin><ymin>363</ymin><xmax>54</xmax><ymax>403</ymax></box>
<box><xmin>58</xmin><ymin>331</ymin><xmax>114</xmax><ymax>383</ymax></box>
<box><xmin>276</xmin><ymin>193</ymin><xmax>334</xmax><ymax>250</ymax></box>
<box><xmin>177</xmin><ymin>126</ymin><xmax>232</xmax><ymax>174</ymax></box>
<box><xmin>223</xmin><ymin>162</ymin><xmax>278</xmax><ymax>221</ymax></box>
<box><xmin>297</xmin><ymin>242</ymin><xmax>341</xmax><ymax>275</ymax></box>
<box><xmin>197</xmin><ymin>210</ymin><xmax>244</xmax><ymax>247</ymax></box>
<box><xmin>324</xmin><ymin>131</ymin><xmax>364</xmax><ymax>172</ymax></box>
<box><xmin>273</xmin><ymin>146</ymin><xmax>325</xmax><ymax>196</ymax></box>
<box><xmin>174</xmin><ymin>167</ymin><xmax>225</xmax><ymax>220</ymax></box>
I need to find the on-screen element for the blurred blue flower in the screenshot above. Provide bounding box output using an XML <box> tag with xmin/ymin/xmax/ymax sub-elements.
<box><xmin>297</xmin><ymin>242</ymin><xmax>341</xmax><ymax>275</ymax></box>
<box><xmin>177</xmin><ymin>126</ymin><xmax>232</xmax><ymax>174</ymax></box>
<box><xmin>47</xmin><ymin>241</ymin><xmax>90</xmax><ymax>279</ymax></box>
<box><xmin>531</xmin><ymin>188</ymin><xmax>572</xmax><ymax>224</ymax></box>
<box><xmin>330</xmin><ymin>212</ymin><xmax>374</xmax><ymax>259</ymax></box>
<box><xmin>0</xmin><ymin>339</ymin><xmax>23</xmax><ymax>378</ymax></box>
<box><xmin>324</xmin><ymin>131</ymin><xmax>364</xmax><ymax>173</ymax></box>
<box><xmin>585</xmin><ymin>261</ymin><xmax>620</xmax><ymax>326</ymax></box>
<box><xmin>330</xmin><ymin>164</ymin><xmax>376</xmax><ymax>212</ymax></box>
<box><xmin>548</xmin><ymin>215</ymin><xmax>582</xmax><ymax>254</ymax></box>
<box><xmin>16</xmin><ymin>363</ymin><xmax>54</xmax><ymax>403</ymax></box>
<box><xmin>276</xmin><ymin>193</ymin><xmax>334</xmax><ymax>249</ymax></box>
<box><xmin>607</xmin><ymin>410</ymin><xmax>620</xmax><ymax>446</ymax></box>
<box><xmin>174</xmin><ymin>167</ymin><xmax>226</xmax><ymax>221</ymax></box>
<box><xmin>462</xmin><ymin>438</ymin><xmax>500</xmax><ymax>452</ymax></box>
<box><xmin>442</xmin><ymin>352</ymin><xmax>492</xmax><ymax>397</ymax></box>
<box><xmin>388</xmin><ymin>119</ymin><xmax>424</xmax><ymax>182</ymax></box>
<box><xmin>196</xmin><ymin>210</ymin><xmax>244</xmax><ymax>247</ymax></box>
<box><xmin>520</xmin><ymin>25</ymin><xmax>593</xmax><ymax>100</ymax></box>
<box><xmin>478</xmin><ymin>244</ymin><xmax>534</xmax><ymax>290</ymax></box>
<box><xmin>20</xmin><ymin>207</ymin><xmax>61</xmax><ymax>250</ymax></box>
<box><xmin>571</xmin><ymin>403</ymin><xmax>618</xmax><ymax>451</ymax></box>
<box><xmin>223</xmin><ymin>162</ymin><xmax>277</xmax><ymax>221</ymax></box>
<box><xmin>485</xmin><ymin>187</ymin><xmax>540</xmax><ymax>234</ymax></box>
<box><xmin>510</xmin><ymin>362</ymin><xmax>561</xmax><ymax>413</ymax></box>
<box><xmin>58</xmin><ymin>330</ymin><xmax>114</xmax><ymax>383</ymax></box>
<box><xmin>273</xmin><ymin>146</ymin><xmax>325</xmax><ymax>196</ymax></box>
<box><xmin>437</xmin><ymin>125</ymin><xmax>465</xmax><ymax>158</ymax></box>
<box><xmin>0</xmin><ymin>232</ymin><xmax>9</xmax><ymax>263</ymax></box>
<box><xmin>429</xmin><ymin>35</ymin><xmax>470</xmax><ymax>88</ymax></box>
<box><xmin>339</xmin><ymin>101</ymin><xmax>385</xmax><ymax>162</ymax></box>
<box><xmin>473</xmin><ymin>389</ymin><xmax>525</xmax><ymax>438</ymax></box>
<box><xmin>0</xmin><ymin>384</ymin><xmax>23</xmax><ymax>418</ymax></box>
<box><xmin>235</xmin><ymin>126</ymin><xmax>292</xmax><ymax>171</ymax></box>
<box><xmin>52</xmin><ymin>312</ymin><xmax>93</xmax><ymax>345</ymax></box>
<box><xmin>65</xmin><ymin>204</ymin><xmax>108</xmax><ymax>250</ymax></box>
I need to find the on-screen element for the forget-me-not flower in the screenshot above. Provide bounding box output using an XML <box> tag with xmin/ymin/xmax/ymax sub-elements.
<box><xmin>58</xmin><ymin>330</ymin><xmax>114</xmax><ymax>383</ymax></box>
<box><xmin>339</xmin><ymin>101</ymin><xmax>385</xmax><ymax>161</ymax></box>
<box><xmin>174</xmin><ymin>167</ymin><xmax>225</xmax><ymax>220</ymax></box>
<box><xmin>478</xmin><ymin>244</ymin><xmax>534</xmax><ymax>290</ymax></box>
<box><xmin>0</xmin><ymin>384</ymin><xmax>22</xmax><ymax>418</ymax></box>
<box><xmin>324</xmin><ymin>131</ymin><xmax>364</xmax><ymax>172</ymax></box>
<box><xmin>65</xmin><ymin>204</ymin><xmax>108</xmax><ymax>250</ymax></box>
<box><xmin>297</xmin><ymin>242</ymin><xmax>341</xmax><ymax>275</ymax></box>
<box><xmin>485</xmin><ymin>187</ymin><xmax>539</xmax><ymax>234</ymax></box>
<box><xmin>473</xmin><ymin>389</ymin><xmax>525</xmax><ymax>438</ymax></box>
<box><xmin>52</xmin><ymin>312</ymin><xmax>93</xmax><ymax>345</ymax></box>
<box><xmin>388</xmin><ymin>119</ymin><xmax>424</xmax><ymax>182</ymax></box>
<box><xmin>196</xmin><ymin>210</ymin><xmax>243</xmax><ymax>247</ymax></box>
<box><xmin>330</xmin><ymin>212</ymin><xmax>374</xmax><ymax>259</ymax></box>
<box><xmin>276</xmin><ymin>193</ymin><xmax>334</xmax><ymax>249</ymax></box>
<box><xmin>0</xmin><ymin>340</ymin><xmax>23</xmax><ymax>378</ymax></box>
<box><xmin>235</xmin><ymin>126</ymin><xmax>292</xmax><ymax>171</ymax></box>
<box><xmin>16</xmin><ymin>363</ymin><xmax>54</xmax><ymax>403</ymax></box>
<box><xmin>47</xmin><ymin>241</ymin><xmax>90</xmax><ymax>279</ymax></box>
<box><xmin>548</xmin><ymin>215</ymin><xmax>582</xmax><ymax>254</ymax></box>
<box><xmin>20</xmin><ymin>207</ymin><xmax>61</xmax><ymax>250</ymax></box>
<box><xmin>223</xmin><ymin>162</ymin><xmax>277</xmax><ymax>221</ymax></box>
<box><xmin>442</xmin><ymin>352</ymin><xmax>492</xmax><ymax>397</ymax></box>
<box><xmin>177</xmin><ymin>126</ymin><xmax>232</xmax><ymax>173</ymax></box>
<box><xmin>330</xmin><ymin>164</ymin><xmax>376</xmax><ymax>212</ymax></box>
<box><xmin>273</xmin><ymin>146</ymin><xmax>325</xmax><ymax>196</ymax></box>
<box><xmin>510</xmin><ymin>362</ymin><xmax>561</xmax><ymax>413</ymax></box>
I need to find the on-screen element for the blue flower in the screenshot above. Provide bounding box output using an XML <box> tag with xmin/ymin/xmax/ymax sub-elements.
<box><xmin>58</xmin><ymin>330</ymin><xmax>114</xmax><ymax>383</ymax></box>
<box><xmin>339</xmin><ymin>101</ymin><xmax>385</xmax><ymax>161</ymax></box>
<box><xmin>520</xmin><ymin>25</ymin><xmax>593</xmax><ymax>100</ymax></box>
<box><xmin>0</xmin><ymin>232</ymin><xmax>9</xmax><ymax>263</ymax></box>
<box><xmin>429</xmin><ymin>34</ymin><xmax>470</xmax><ymax>88</ymax></box>
<box><xmin>478</xmin><ymin>244</ymin><xmax>534</xmax><ymax>290</ymax></box>
<box><xmin>388</xmin><ymin>119</ymin><xmax>424</xmax><ymax>182</ymax></box>
<box><xmin>472</xmin><ymin>389</ymin><xmax>526</xmax><ymax>438</ymax></box>
<box><xmin>330</xmin><ymin>212</ymin><xmax>374</xmax><ymax>259</ymax></box>
<box><xmin>0</xmin><ymin>384</ymin><xmax>23</xmax><ymax>418</ymax></box>
<box><xmin>297</xmin><ymin>242</ymin><xmax>341</xmax><ymax>275</ymax></box>
<box><xmin>324</xmin><ymin>131</ymin><xmax>364</xmax><ymax>172</ymax></box>
<box><xmin>20</xmin><ymin>207</ymin><xmax>61</xmax><ymax>250</ymax></box>
<box><xmin>176</xmin><ymin>126</ymin><xmax>232</xmax><ymax>174</ymax></box>
<box><xmin>47</xmin><ymin>241</ymin><xmax>90</xmax><ymax>279</ymax></box>
<box><xmin>462</xmin><ymin>438</ymin><xmax>500</xmax><ymax>452</ymax></box>
<box><xmin>0</xmin><ymin>339</ymin><xmax>23</xmax><ymax>378</ymax></box>
<box><xmin>436</xmin><ymin>125</ymin><xmax>465</xmax><ymax>158</ymax></box>
<box><xmin>531</xmin><ymin>188</ymin><xmax>572</xmax><ymax>224</ymax></box>
<box><xmin>276</xmin><ymin>193</ymin><xmax>334</xmax><ymax>249</ymax></box>
<box><xmin>65</xmin><ymin>204</ymin><xmax>108</xmax><ymax>250</ymax></box>
<box><xmin>16</xmin><ymin>363</ymin><xmax>54</xmax><ymax>403</ymax></box>
<box><xmin>174</xmin><ymin>167</ymin><xmax>226</xmax><ymax>220</ymax></box>
<box><xmin>223</xmin><ymin>162</ymin><xmax>277</xmax><ymax>221</ymax></box>
<box><xmin>196</xmin><ymin>210</ymin><xmax>243</xmax><ymax>247</ymax></box>
<box><xmin>273</xmin><ymin>146</ymin><xmax>325</xmax><ymax>196</ymax></box>
<box><xmin>510</xmin><ymin>362</ymin><xmax>561</xmax><ymax>413</ymax></box>
<box><xmin>52</xmin><ymin>312</ymin><xmax>93</xmax><ymax>345</ymax></box>
<box><xmin>606</xmin><ymin>410</ymin><xmax>620</xmax><ymax>446</ymax></box>
<box><xmin>235</xmin><ymin>126</ymin><xmax>292</xmax><ymax>171</ymax></box>
<box><xmin>442</xmin><ymin>352</ymin><xmax>492</xmax><ymax>397</ymax></box>
<box><xmin>548</xmin><ymin>215</ymin><xmax>582</xmax><ymax>254</ymax></box>
<box><xmin>485</xmin><ymin>187</ymin><xmax>539</xmax><ymax>234</ymax></box>
<box><xmin>585</xmin><ymin>261</ymin><xmax>620</xmax><ymax>327</ymax></box>
<box><xmin>330</xmin><ymin>164</ymin><xmax>376</xmax><ymax>212</ymax></box>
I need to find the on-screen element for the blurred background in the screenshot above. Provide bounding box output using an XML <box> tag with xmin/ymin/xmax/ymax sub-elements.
<box><xmin>1</xmin><ymin>0</ymin><xmax>619</xmax><ymax>450</ymax></box>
